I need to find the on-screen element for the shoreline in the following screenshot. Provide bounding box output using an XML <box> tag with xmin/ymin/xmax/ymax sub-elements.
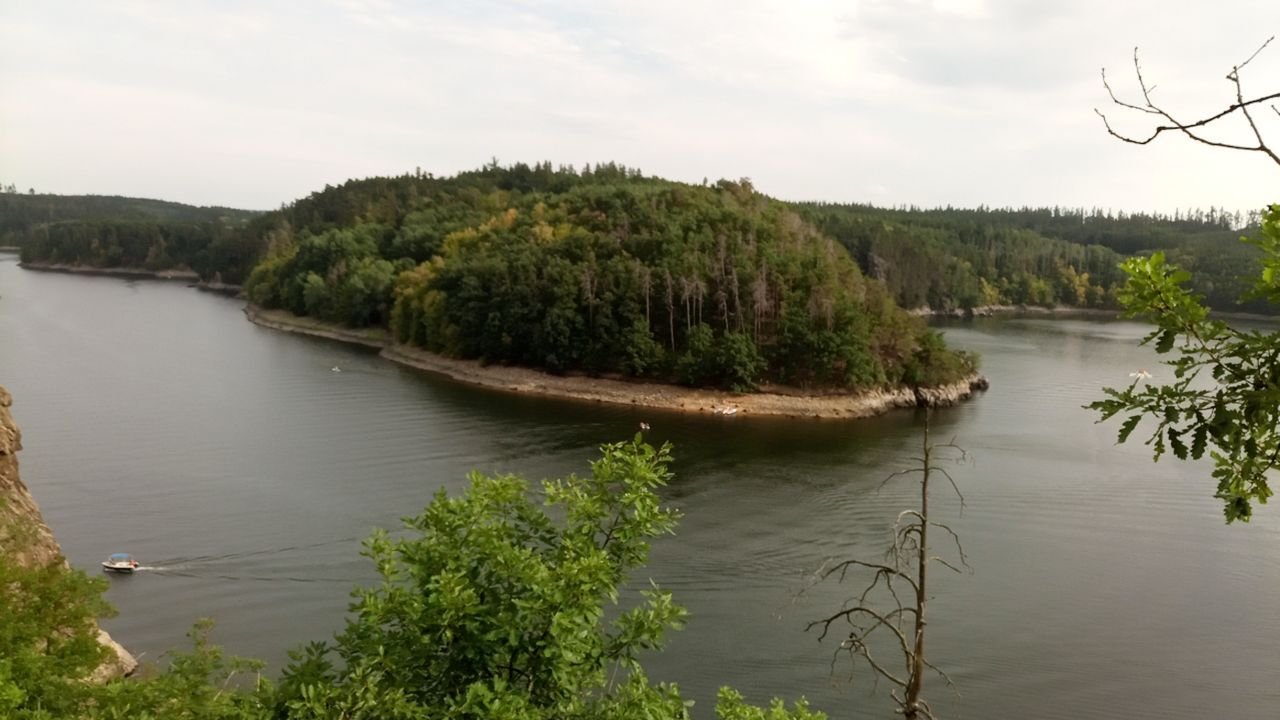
<box><xmin>18</xmin><ymin>260</ymin><xmax>200</xmax><ymax>282</ymax></box>
<box><xmin>244</xmin><ymin>306</ymin><xmax>988</xmax><ymax>420</ymax></box>
<box><xmin>912</xmin><ymin>303</ymin><xmax>1280</xmax><ymax>324</ymax></box>
<box><xmin>910</xmin><ymin>304</ymin><xmax>1119</xmax><ymax>318</ymax></box>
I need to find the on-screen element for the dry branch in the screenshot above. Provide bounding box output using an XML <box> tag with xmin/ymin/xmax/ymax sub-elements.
<box><xmin>1096</xmin><ymin>37</ymin><xmax>1280</xmax><ymax>168</ymax></box>
<box><xmin>805</xmin><ymin>417</ymin><xmax>971</xmax><ymax>719</ymax></box>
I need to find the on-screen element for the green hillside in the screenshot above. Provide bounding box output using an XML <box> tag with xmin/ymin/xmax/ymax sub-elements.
<box><xmin>4</xmin><ymin>192</ymin><xmax>263</xmax><ymax>283</ymax></box>
<box><xmin>243</xmin><ymin>164</ymin><xmax>977</xmax><ymax>391</ymax></box>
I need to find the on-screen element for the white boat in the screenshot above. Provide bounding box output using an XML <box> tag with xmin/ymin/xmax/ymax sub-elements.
<box><xmin>102</xmin><ymin>553</ymin><xmax>139</xmax><ymax>573</ymax></box>
<box><xmin>714</xmin><ymin>407</ymin><xmax>739</xmax><ymax>416</ymax></box>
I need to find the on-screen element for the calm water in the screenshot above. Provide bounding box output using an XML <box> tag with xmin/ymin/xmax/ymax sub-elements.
<box><xmin>3</xmin><ymin>251</ymin><xmax>1280</xmax><ymax>718</ymax></box>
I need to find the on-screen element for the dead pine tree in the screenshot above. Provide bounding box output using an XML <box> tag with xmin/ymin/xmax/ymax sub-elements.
<box><xmin>805</xmin><ymin>417</ymin><xmax>970</xmax><ymax>720</ymax></box>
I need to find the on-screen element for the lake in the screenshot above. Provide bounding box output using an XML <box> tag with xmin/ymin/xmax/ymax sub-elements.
<box><xmin>2</xmin><ymin>251</ymin><xmax>1279</xmax><ymax>718</ymax></box>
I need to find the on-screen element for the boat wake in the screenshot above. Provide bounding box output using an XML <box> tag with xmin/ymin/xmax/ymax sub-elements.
<box><xmin>114</xmin><ymin>536</ymin><xmax>365</xmax><ymax>584</ymax></box>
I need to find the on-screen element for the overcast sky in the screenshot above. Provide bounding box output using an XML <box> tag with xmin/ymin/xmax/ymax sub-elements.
<box><xmin>2</xmin><ymin>1</ymin><xmax>1278</xmax><ymax>213</ymax></box>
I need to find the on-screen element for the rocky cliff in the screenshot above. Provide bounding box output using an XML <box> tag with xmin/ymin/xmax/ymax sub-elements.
<box><xmin>0</xmin><ymin>385</ymin><xmax>137</xmax><ymax>680</ymax></box>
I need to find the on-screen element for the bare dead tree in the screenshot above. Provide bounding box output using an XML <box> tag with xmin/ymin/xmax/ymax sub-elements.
<box><xmin>581</xmin><ymin>264</ymin><xmax>598</xmax><ymax>328</ymax></box>
<box><xmin>692</xmin><ymin>276</ymin><xmax>708</xmax><ymax>326</ymax></box>
<box><xmin>804</xmin><ymin>418</ymin><xmax>970</xmax><ymax>720</ymax></box>
<box><xmin>1095</xmin><ymin>37</ymin><xmax>1280</xmax><ymax>168</ymax></box>
<box><xmin>636</xmin><ymin>262</ymin><xmax>652</xmax><ymax>326</ymax></box>
<box><xmin>751</xmin><ymin>263</ymin><xmax>771</xmax><ymax>340</ymax></box>
<box><xmin>663</xmin><ymin>268</ymin><xmax>676</xmax><ymax>349</ymax></box>
<box><xmin>730</xmin><ymin>266</ymin><xmax>744</xmax><ymax>332</ymax></box>
<box><xmin>680</xmin><ymin>276</ymin><xmax>694</xmax><ymax>332</ymax></box>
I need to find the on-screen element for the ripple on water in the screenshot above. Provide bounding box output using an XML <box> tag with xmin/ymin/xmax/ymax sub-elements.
<box><xmin>7</xmin><ymin>265</ymin><xmax>1280</xmax><ymax>719</ymax></box>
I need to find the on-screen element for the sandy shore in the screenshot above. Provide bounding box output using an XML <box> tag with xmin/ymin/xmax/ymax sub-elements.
<box><xmin>244</xmin><ymin>306</ymin><xmax>988</xmax><ymax>420</ymax></box>
<box><xmin>19</xmin><ymin>261</ymin><xmax>200</xmax><ymax>282</ymax></box>
<box><xmin>244</xmin><ymin>306</ymin><xmax>391</xmax><ymax>348</ymax></box>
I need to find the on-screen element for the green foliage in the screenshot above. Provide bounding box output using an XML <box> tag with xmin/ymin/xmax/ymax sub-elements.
<box><xmin>8</xmin><ymin>193</ymin><xmax>263</xmax><ymax>284</ymax></box>
<box><xmin>903</xmin><ymin>330</ymin><xmax>979</xmax><ymax>388</ymax></box>
<box><xmin>677</xmin><ymin>324</ymin><xmax>766</xmax><ymax>391</ymax></box>
<box><xmin>280</xmin><ymin>436</ymin><xmax>686</xmax><ymax>718</ymax></box>
<box><xmin>1089</xmin><ymin>205</ymin><xmax>1280</xmax><ymax>522</ymax></box>
<box><xmin>0</xmin><ymin>512</ymin><xmax>113</xmax><ymax>719</ymax></box>
<box><xmin>89</xmin><ymin>620</ymin><xmax>271</xmax><ymax>720</ymax></box>
<box><xmin>798</xmin><ymin>203</ymin><xmax>1127</xmax><ymax>311</ymax></box>
<box><xmin>621</xmin><ymin>316</ymin><xmax>663</xmax><ymax>377</ymax></box>
<box><xmin>798</xmin><ymin>202</ymin><xmax>1276</xmax><ymax>314</ymax></box>
<box><xmin>241</xmin><ymin>166</ymin><xmax>973</xmax><ymax>390</ymax></box>
<box><xmin>714</xmin><ymin>689</ymin><xmax>825</xmax><ymax>720</ymax></box>
<box><xmin>1</xmin><ymin>503</ymin><xmax>271</xmax><ymax>720</ymax></box>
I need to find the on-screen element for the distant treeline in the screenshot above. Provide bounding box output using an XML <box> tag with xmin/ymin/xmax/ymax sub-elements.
<box><xmin>799</xmin><ymin>202</ymin><xmax>1266</xmax><ymax>314</ymax></box>
<box><xmin>4</xmin><ymin>193</ymin><xmax>262</xmax><ymax>284</ymax></box>
<box><xmin>244</xmin><ymin>164</ymin><xmax>976</xmax><ymax>390</ymax></box>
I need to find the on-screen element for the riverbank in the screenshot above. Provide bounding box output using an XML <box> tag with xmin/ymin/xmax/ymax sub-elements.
<box><xmin>19</xmin><ymin>260</ymin><xmax>200</xmax><ymax>282</ymax></box>
<box><xmin>910</xmin><ymin>304</ymin><xmax>1120</xmax><ymax>318</ymax></box>
<box><xmin>194</xmin><ymin>280</ymin><xmax>244</xmax><ymax>296</ymax></box>
<box><xmin>910</xmin><ymin>302</ymin><xmax>1280</xmax><ymax>324</ymax></box>
<box><xmin>244</xmin><ymin>306</ymin><xmax>988</xmax><ymax>419</ymax></box>
<box><xmin>244</xmin><ymin>306</ymin><xmax>390</xmax><ymax>348</ymax></box>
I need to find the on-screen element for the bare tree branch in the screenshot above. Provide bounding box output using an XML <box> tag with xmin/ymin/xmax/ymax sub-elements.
<box><xmin>929</xmin><ymin>521</ymin><xmax>970</xmax><ymax>571</ymax></box>
<box><xmin>806</xmin><ymin>415</ymin><xmax>969</xmax><ymax>719</ymax></box>
<box><xmin>1096</xmin><ymin>37</ymin><xmax>1280</xmax><ymax>168</ymax></box>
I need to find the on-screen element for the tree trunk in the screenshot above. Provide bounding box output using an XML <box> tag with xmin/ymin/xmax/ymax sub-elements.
<box><xmin>905</xmin><ymin>430</ymin><xmax>930</xmax><ymax>718</ymax></box>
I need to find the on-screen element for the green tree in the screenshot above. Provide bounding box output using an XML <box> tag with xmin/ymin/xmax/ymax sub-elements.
<box><xmin>275</xmin><ymin>437</ymin><xmax>821</xmax><ymax>720</ymax></box>
<box><xmin>0</xmin><ymin>505</ymin><xmax>113</xmax><ymax>719</ymax></box>
<box><xmin>88</xmin><ymin>620</ymin><xmax>271</xmax><ymax>720</ymax></box>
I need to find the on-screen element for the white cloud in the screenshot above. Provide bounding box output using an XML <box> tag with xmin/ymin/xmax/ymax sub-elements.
<box><xmin>0</xmin><ymin>0</ymin><xmax>1276</xmax><ymax>212</ymax></box>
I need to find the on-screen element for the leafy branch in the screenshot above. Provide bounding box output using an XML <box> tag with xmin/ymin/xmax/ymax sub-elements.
<box><xmin>1088</xmin><ymin>217</ymin><xmax>1280</xmax><ymax>522</ymax></box>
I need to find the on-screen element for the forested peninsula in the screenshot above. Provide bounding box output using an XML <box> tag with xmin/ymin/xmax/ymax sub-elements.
<box><xmin>4</xmin><ymin>163</ymin><xmax>1271</xmax><ymax>403</ymax></box>
<box><xmin>241</xmin><ymin>165</ymin><xmax>985</xmax><ymax>394</ymax></box>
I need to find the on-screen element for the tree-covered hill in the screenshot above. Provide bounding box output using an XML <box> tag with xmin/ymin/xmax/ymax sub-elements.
<box><xmin>3</xmin><ymin>191</ymin><xmax>263</xmax><ymax>284</ymax></box>
<box><xmin>244</xmin><ymin>164</ymin><xmax>978</xmax><ymax>391</ymax></box>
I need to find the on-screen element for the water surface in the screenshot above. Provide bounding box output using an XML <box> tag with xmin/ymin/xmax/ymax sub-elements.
<box><xmin>3</xmin><ymin>252</ymin><xmax>1278</xmax><ymax>718</ymax></box>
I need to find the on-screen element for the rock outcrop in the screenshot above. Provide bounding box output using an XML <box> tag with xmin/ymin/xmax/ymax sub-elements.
<box><xmin>0</xmin><ymin>385</ymin><xmax>138</xmax><ymax>680</ymax></box>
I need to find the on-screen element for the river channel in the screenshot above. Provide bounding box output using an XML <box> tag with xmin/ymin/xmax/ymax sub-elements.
<box><xmin>2</xmin><ymin>251</ymin><xmax>1279</xmax><ymax>718</ymax></box>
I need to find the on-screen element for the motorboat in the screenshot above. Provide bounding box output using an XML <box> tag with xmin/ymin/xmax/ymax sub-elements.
<box><xmin>102</xmin><ymin>553</ymin><xmax>139</xmax><ymax>573</ymax></box>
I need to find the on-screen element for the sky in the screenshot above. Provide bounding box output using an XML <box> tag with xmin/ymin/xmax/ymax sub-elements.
<box><xmin>2</xmin><ymin>0</ymin><xmax>1278</xmax><ymax>213</ymax></box>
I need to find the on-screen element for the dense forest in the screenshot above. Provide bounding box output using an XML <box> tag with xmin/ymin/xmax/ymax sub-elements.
<box><xmin>799</xmin><ymin>203</ymin><xmax>1265</xmax><ymax>313</ymax></box>
<box><xmin>4</xmin><ymin>192</ymin><xmax>263</xmax><ymax>284</ymax></box>
<box><xmin>5</xmin><ymin>165</ymin><xmax>1274</xmax><ymax>373</ymax></box>
<box><xmin>244</xmin><ymin>164</ymin><xmax>976</xmax><ymax>390</ymax></box>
